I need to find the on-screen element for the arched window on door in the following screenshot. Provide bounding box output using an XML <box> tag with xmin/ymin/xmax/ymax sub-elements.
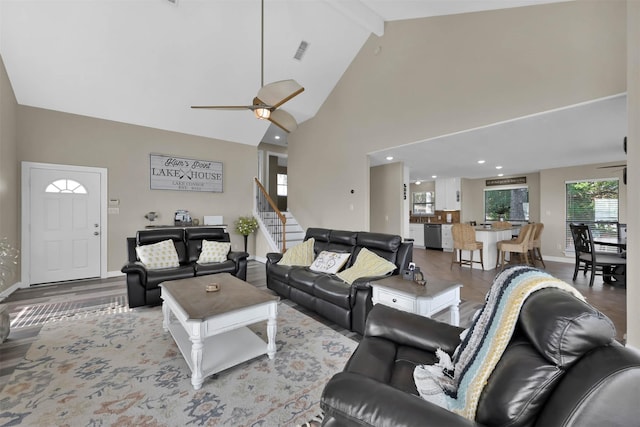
<box><xmin>45</xmin><ymin>179</ymin><xmax>87</xmax><ymax>194</ymax></box>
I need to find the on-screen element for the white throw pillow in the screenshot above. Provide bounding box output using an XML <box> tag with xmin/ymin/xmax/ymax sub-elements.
<box><xmin>197</xmin><ymin>240</ymin><xmax>231</xmax><ymax>264</ymax></box>
<box><xmin>135</xmin><ymin>239</ymin><xmax>180</xmax><ymax>270</ymax></box>
<box><xmin>309</xmin><ymin>251</ymin><xmax>351</xmax><ymax>274</ymax></box>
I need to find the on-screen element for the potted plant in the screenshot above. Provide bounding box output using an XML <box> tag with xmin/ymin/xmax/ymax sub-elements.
<box><xmin>494</xmin><ymin>205</ymin><xmax>510</xmax><ymax>221</ymax></box>
<box><xmin>235</xmin><ymin>216</ymin><xmax>259</xmax><ymax>253</ymax></box>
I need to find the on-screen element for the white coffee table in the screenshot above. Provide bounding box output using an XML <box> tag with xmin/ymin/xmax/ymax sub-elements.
<box><xmin>371</xmin><ymin>275</ymin><xmax>462</xmax><ymax>326</ymax></box>
<box><xmin>160</xmin><ymin>273</ymin><xmax>279</xmax><ymax>390</ymax></box>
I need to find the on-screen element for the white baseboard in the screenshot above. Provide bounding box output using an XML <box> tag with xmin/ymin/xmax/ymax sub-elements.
<box><xmin>252</xmin><ymin>256</ymin><xmax>266</xmax><ymax>264</ymax></box>
<box><xmin>0</xmin><ymin>281</ymin><xmax>24</xmax><ymax>302</ymax></box>
<box><xmin>542</xmin><ymin>255</ymin><xmax>575</xmax><ymax>264</ymax></box>
<box><xmin>107</xmin><ymin>270</ymin><xmax>125</xmax><ymax>278</ymax></box>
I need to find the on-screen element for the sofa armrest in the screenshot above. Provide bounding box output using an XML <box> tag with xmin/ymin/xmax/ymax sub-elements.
<box><xmin>365</xmin><ymin>304</ymin><xmax>464</xmax><ymax>355</ymax></box>
<box><xmin>227</xmin><ymin>251</ymin><xmax>249</xmax><ymax>263</ymax></box>
<box><xmin>266</xmin><ymin>252</ymin><xmax>283</xmax><ymax>264</ymax></box>
<box><xmin>321</xmin><ymin>372</ymin><xmax>481</xmax><ymax>427</ymax></box>
<box><xmin>121</xmin><ymin>261</ymin><xmax>148</xmax><ymax>284</ymax></box>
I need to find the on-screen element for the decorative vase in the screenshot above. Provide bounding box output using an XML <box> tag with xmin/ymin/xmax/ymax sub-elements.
<box><xmin>243</xmin><ymin>235</ymin><xmax>248</xmax><ymax>253</ymax></box>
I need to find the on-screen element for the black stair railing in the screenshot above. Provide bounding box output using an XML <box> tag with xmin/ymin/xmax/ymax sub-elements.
<box><xmin>255</xmin><ymin>178</ymin><xmax>287</xmax><ymax>253</ymax></box>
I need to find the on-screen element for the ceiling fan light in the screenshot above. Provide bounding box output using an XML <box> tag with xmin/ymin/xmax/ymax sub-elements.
<box><xmin>254</xmin><ymin>108</ymin><xmax>271</xmax><ymax>120</ymax></box>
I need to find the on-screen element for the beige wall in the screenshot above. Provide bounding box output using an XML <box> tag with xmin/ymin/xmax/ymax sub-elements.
<box><xmin>289</xmin><ymin>1</ymin><xmax>626</xmax><ymax>232</ymax></box>
<box><xmin>16</xmin><ymin>106</ymin><xmax>258</xmax><ymax>275</ymax></box>
<box><xmin>370</xmin><ymin>162</ymin><xmax>403</xmax><ymax>235</ymax></box>
<box><xmin>0</xmin><ymin>55</ymin><xmax>19</xmax><ymax>294</ymax></box>
<box><xmin>539</xmin><ymin>162</ymin><xmax>627</xmax><ymax>260</ymax></box>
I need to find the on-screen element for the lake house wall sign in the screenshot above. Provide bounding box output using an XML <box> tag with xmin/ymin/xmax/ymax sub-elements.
<box><xmin>150</xmin><ymin>154</ymin><xmax>223</xmax><ymax>192</ymax></box>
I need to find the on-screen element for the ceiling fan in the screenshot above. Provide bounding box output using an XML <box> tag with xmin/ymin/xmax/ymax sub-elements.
<box><xmin>191</xmin><ymin>0</ymin><xmax>304</xmax><ymax>133</ymax></box>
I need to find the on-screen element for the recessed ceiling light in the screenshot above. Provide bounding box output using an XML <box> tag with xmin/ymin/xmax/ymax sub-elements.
<box><xmin>431</xmin><ymin>175</ymin><xmax>437</xmax><ymax>179</ymax></box>
<box><xmin>496</xmin><ymin>165</ymin><xmax>502</xmax><ymax>169</ymax></box>
<box><xmin>477</xmin><ymin>160</ymin><xmax>486</xmax><ymax>164</ymax></box>
<box><xmin>415</xmin><ymin>181</ymin><xmax>421</xmax><ymax>185</ymax></box>
<box><xmin>275</xmin><ymin>135</ymin><xmax>280</xmax><ymax>140</ymax></box>
<box><xmin>386</xmin><ymin>156</ymin><xmax>394</xmax><ymax>161</ymax></box>
<box><xmin>498</xmin><ymin>173</ymin><xmax>504</xmax><ymax>177</ymax></box>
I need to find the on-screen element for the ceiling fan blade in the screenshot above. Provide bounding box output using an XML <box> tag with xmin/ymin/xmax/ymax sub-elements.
<box><xmin>268</xmin><ymin>109</ymin><xmax>298</xmax><ymax>133</ymax></box>
<box><xmin>257</xmin><ymin>79</ymin><xmax>304</xmax><ymax>109</ymax></box>
<box><xmin>190</xmin><ymin>105</ymin><xmax>257</xmax><ymax>110</ymax></box>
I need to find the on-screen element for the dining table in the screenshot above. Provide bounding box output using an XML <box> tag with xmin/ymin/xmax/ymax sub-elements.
<box><xmin>593</xmin><ymin>236</ymin><xmax>626</xmax><ymax>286</ymax></box>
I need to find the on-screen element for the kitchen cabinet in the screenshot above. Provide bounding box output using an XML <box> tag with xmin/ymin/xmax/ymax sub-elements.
<box><xmin>435</xmin><ymin>178</ymin><xmax>461</xmax><ymax>211</ymax></box>
<box><xmin>441</xmin><ymin>224</ymin><xmax>453</xmax><ymax>252</ymax></box>
<box><xmin>409</xmin><ymin>224</ymin><xmax>425</xmax><ymax>247</ymax></box>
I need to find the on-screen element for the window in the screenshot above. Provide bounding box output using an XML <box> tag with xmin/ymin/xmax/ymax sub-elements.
<box><xmin>484</xmin><ymin>186</ymin><xmax>529</xmax><ymax>221</ymax></box>
<box><xmin>45</xmin><ymin>179</ymin><xmax>87</xmax><ymax>194</ymax></box>
<box><xmin>277</xmin><ymin>174</ymin><xmax>287</xmax><ymax>197</ymax></box>
<box><xmin>566</xmin><ymin>179</ymin><xmax>619</xmax><ymax>251</ymax></box>
<box><xmin>412</xmin><ymin>191</ymin><xmax>434</xmax><ymax>215</ymax></box>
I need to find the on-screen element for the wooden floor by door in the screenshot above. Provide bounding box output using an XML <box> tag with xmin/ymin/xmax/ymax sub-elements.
<box><xmin>29</xmin><ymin>167</ymin><xmax>102</xmax><ymax>284</ymax></box>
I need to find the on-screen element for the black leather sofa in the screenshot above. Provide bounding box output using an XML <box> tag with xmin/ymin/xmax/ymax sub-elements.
<box><xmin>122</xmin><ymin>227</ymin><xmax>248</xmax><ymax>308</ymax></box>
<box><xmin>265</xmin><ymin>228</ymin><xmax>413</xmax><ymax>335</ymax></box>
<box><xmin>320</xmin><ymin>272</ymin><xmax>640</xmax><ymax>427</ymax></box>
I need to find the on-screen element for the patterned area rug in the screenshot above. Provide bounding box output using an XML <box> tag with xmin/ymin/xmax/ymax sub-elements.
<box><xmin>0</xmin><ymin>304</ymin><xmax>357</xmax><ymax>426</ymax></box>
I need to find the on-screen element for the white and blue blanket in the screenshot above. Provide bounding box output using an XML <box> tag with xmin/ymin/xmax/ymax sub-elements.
<box><xmin>414</xmin><ymin>266</ymin><xmax>585</xmax><ymax>420</ymax></box>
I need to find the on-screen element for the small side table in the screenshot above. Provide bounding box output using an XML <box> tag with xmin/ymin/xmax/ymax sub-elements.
<box><xmin>370</xmin><ymin>276</ymin><xmax>462</xmax><ymax>326</ymax></box>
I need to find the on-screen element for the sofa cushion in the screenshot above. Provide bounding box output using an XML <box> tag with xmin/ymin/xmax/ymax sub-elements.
<box><xmin>197</xmin><ymin>240</ymin><xmax>231</xmax><ymax>264</ymax></box>
<box><xmin>288</xmin><ymin>267</ymin><xmax>323</xmax><ymax>294</ymax></box>
<box><xmin>336</xmin><ymin>248</ymin><xmax>397</xmax><ymax>285</ymax></box>
<box><xmin>278</xmin><ymin>238</ymin><xmax>315</xmax><ymax>266</ymax></box>
<box><xmin>269</xmin><ymin>263</ymin><xmax>298</xmax><ymax>282</ymax></box>
<box><xmin>310</xmin><ymin>251</ymin><xmax>351</xmax><ymax>274</ymax></box>
<box><xmin>135</xmin><ymin>239</ymin><xmax>180</xmax><ymax>270</ymax></box>
<box><xmin>145</xmin><ymin>265</ymin><xmax>194</xmax><ymax>289</ymax></box>
<box><xmin>314</xmin><ymin>276</ymin><xmax>351</xmax><ymax>309</ymax></box>
<box><xmin>194</xmin><ymin>260</ymin><xmax>236</xmax><ymax>276</ymax></box>
<box><xmin>137</xmin><ymin>229</ymin><xmax>188</xmax><ymax>264</ymax></box>
<box><xmin>185</xmin><ymin>227</ymin><xmax>230</xmax><ymax>262</ymax></box>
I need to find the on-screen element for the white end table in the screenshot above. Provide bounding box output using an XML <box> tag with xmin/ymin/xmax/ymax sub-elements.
<box><xmin>370</xmin><ymin>275</ymin><xmax>462</xmax><ymax>326</ymax></box>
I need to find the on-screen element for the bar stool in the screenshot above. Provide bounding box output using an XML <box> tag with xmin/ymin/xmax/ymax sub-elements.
<box><xmin>496</xmin><ymin>223</ymin><xmax>534</xmax><ymax>271</ymax></box>
<box><xmin>451</xmin><ymin>224</ymin><xmax>484</xmax><ymax>270</ymax></box>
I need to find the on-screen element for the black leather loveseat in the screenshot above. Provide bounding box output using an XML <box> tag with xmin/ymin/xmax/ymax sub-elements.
<box><xmin>320</xmin><ymin>267</ymin><xmax>640</xmax><ymax>427</ymax></box>
<box><xmin>122</xmin><ymin>227</ymin><xmax>248</xmax><ymax>308</ymax></box>
<box><xmin>265</xmin><ymin>228</ymin><xmax>412</xmax><ymax>335</ymax></box>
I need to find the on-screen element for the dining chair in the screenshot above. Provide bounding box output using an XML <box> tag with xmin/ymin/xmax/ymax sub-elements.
<box><xmin>450</xmin><ymin>224</ymin><xmax>484</xmax><ymax>270</ymax></box>
<box><xmin>569</xmin><ymin>223</ymin><xmax>627</xmax><ymax>287</ymax></box>
<box><xmin>528</xmin><ymin>223</ymin><xmax>545</xmax><ymax>268</ymax></box>
<box><xmin>496</xmin><ymin>223</ymin><xmax>534</xmax><ymax>271</ymax></box>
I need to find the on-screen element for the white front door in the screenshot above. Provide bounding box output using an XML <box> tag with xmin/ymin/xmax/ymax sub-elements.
<box><xmin>28</xmin><ymin>167</ymin><xmax>102</xmax><ymax>284</ymax></box>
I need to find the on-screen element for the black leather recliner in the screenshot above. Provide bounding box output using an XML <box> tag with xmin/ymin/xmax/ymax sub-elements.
<box><xmin>321</xmin><ymin>277</ymin><xmax>640</xmax><ymax>427</ymax></box>
<box><xmin>122</xmin><ymin>227</ymin><xmax>248</xmax><ymax>308</ymax></box>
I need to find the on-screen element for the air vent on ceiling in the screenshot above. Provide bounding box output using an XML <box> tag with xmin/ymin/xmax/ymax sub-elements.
<box><xmin>294</xmin><ymin>41</ymin><xmax>309</xmax><ymax>61</ymax></box>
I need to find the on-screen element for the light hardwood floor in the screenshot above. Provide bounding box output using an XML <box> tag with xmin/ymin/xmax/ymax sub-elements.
<box><xmin>412</xmin><ymin>247</ymin><xmax>627</xmax><ymax>342</ymax></box>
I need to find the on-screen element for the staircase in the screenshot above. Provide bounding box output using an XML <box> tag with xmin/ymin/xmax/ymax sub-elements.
<box><xmin>260</xmin><ymin>211</ymin><xmax>305</xmax><ymax>250</ymax></box>
<box><xmin>254</xmin><ymin>177</ymin><xmax>305</xmax><ymax>253</ymax></box>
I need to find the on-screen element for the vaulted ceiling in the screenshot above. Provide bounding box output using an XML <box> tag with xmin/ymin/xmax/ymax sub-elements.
<box><xmin>1</xmin><ymin>0</ymin><xmax>571</xmax><ymax>147</ymax></box>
